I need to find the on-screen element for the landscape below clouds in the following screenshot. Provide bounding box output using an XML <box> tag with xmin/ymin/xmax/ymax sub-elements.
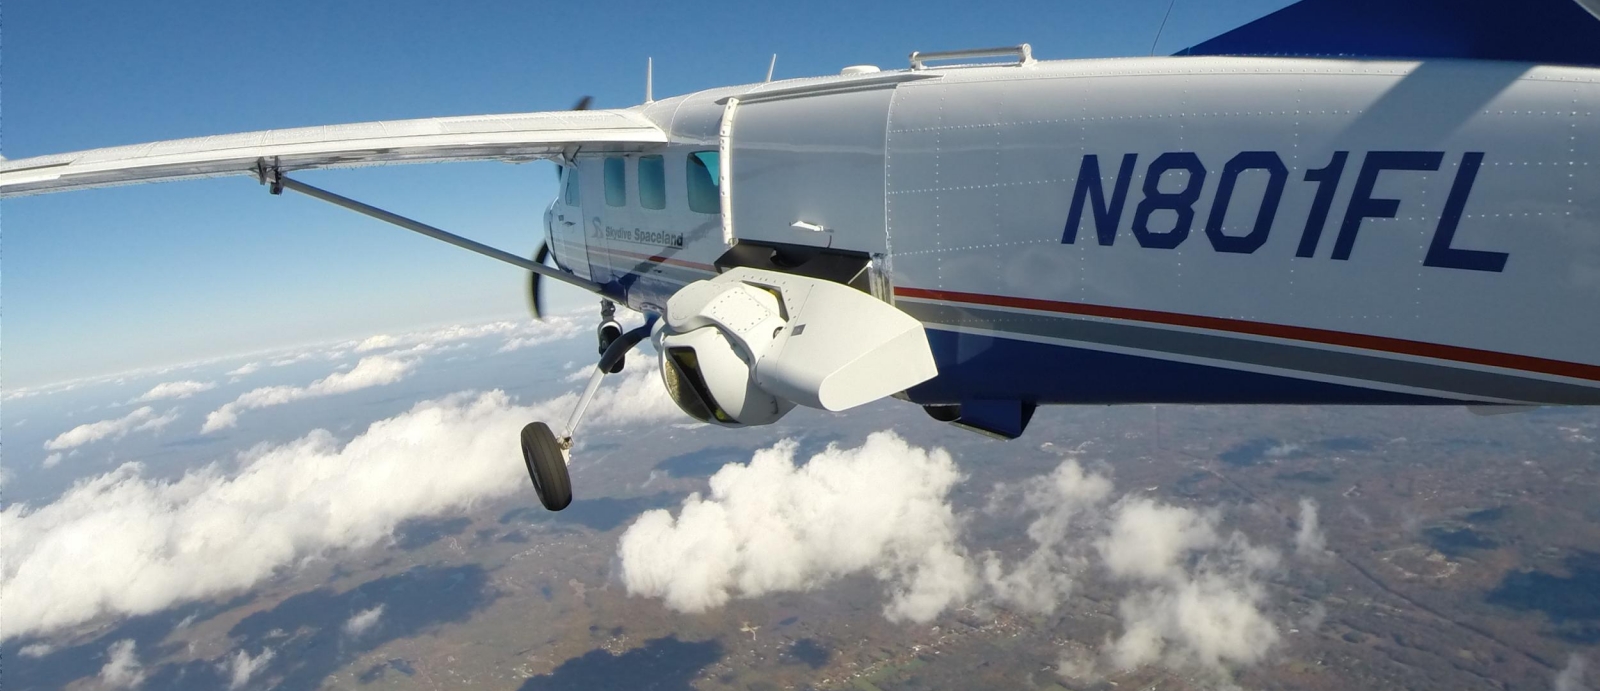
<box><xmin>3</xmin><ymin>312</ymin><xmax>1599</xmax><ymax>691</ymax></box>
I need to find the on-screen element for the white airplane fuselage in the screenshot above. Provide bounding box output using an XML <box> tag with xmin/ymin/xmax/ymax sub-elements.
<box><xmin>547</xmin><ymin>56</ymin><xmax>1600</xmax><ymax>407</ymax></box>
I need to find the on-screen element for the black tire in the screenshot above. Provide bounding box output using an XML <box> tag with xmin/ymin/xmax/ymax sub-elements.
<box><xmin>598</xmin><ymin>321</ymin><xmax>625</xmax><ymax>373</ymax></box>
<box><xmin>520</xmin><ymin>422</ymin><xmax>572</xmax><ymax>511</ymax></box>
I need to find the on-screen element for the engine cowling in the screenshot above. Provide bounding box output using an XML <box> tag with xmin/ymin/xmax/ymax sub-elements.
<box><xmin>654</xmin><ymin>268</ymin><xmax>939</xmax><ymax>427</ymax></box>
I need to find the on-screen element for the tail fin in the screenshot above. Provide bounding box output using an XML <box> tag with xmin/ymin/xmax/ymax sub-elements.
<box><xmin>1177</xmin><ymin>0</ymin><xmax>1600</xmax><ymax>67</ymax></box>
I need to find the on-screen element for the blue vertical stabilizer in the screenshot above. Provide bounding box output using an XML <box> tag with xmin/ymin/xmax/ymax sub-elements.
<box><xmin>1178</xmin><ymin>0</ymin><xmax>1600</xmax><ymax>67</ymax></box>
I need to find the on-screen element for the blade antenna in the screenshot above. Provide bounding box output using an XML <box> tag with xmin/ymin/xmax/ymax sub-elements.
<box><xmin>1149</xmin><ymin>0</ymin><xmax>1178</xmax><ymax>56</ymax></box>
<box><xmin>765</xmin><ymin>54</ymin><xmax>778</xmax><ymax>83</ymax></box>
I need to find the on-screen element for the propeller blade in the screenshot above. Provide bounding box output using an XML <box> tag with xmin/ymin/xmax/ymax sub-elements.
<box><xmin>527</xmin><ymin>242</ymin><xmax>551</xmax><ymax>320</ymax></box>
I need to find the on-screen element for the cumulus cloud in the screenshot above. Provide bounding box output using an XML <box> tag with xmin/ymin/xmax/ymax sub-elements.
<box><xmin>43</xmin><ymin>453</ymin><xmax>63</xmax><ymax>469</ymax></box>
<box><xmin>2</xmin><ymin>362</ymin><xmax>682</xmax><ymax>641</ymax></box>
<box><xmin>100</xmin><ymin>639</ymin><xmax>144</xmax><ymax>688</ymax></box>
<box><xmin>19</xmin><ymin>642</ymin><xmax>53</xmax><ymax>658</ymax></box>
<box><xmin>224</xmin><ymin>647</ymin><xmax>275</xmax><ymax>690</ymax></box>
<box><xmin>134</xmin><ymin>380</ymin><xmax>215</xmax><ymax>402</ymax></box>
<box><xmin>227</xmin><ymin>362</ymin><xmax>261</xmax><ymax>377</ymax></box>
<box><xmin>352</xmin><ymin>316</ymin><xmax>586</xmax><ymax>357</ymax></box>
<box><xmin>982</xmin><ymin>460</ymin><xmax>1113</xmax><ymax>614</ymax></box>
<box><xmin>269</xmin><ymin>352</ymin><xmax>317</xmax><ymax>368</ymax></box>
<box><xmin>44</xmin><ymin>407</ymin><xmax>180</xmax><ymax>451</ymax></box>
<box><xmin>619</xmin><ymin>432</ymin><xmax>976</xmax><ymax>622</ymax></box>
<box><xmin>1098</xmin><ymin>498</ymin><xmax>1281</xmax><ymax>674</ymax></box>
<box><xmin>497</xmin><ymin>315</ymin><xmax>588</xmax><ymax>353</ymax></box>
<box><xmin>202</xmin><ymin>356</ymin><xmax>417</xmax><ymax>433</ymax></box>
<box><xmin>1295</xmin><ymin>498</ymin><xmax>1328</xmax><ymax>559</ymax></box>
<box><xmin>1557</xmin><ymin>655</ymin><xmax>1588</xmax><ymax>691</ymax></box>
<box><xmin>619</xmin><ymin>443</ymin><xmax>1284</xmax><ymax>680</ymax></box>
<box><xmin>343</xmin><ymin>605</ymin><xmax>385</xmax><ymax>637</ymax></box>
<box><xmin>355</xmin><ymin>335</ymin><xmax>398</xmax><ymax>352</ymax></box>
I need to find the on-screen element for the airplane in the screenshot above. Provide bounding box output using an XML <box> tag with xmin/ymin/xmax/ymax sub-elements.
<box><xmin>5</xmin><ymin>0</ymin><xmax>1600</xmax><ymax>512</ymax></box>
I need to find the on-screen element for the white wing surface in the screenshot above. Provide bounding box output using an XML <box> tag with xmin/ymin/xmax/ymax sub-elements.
<box><xmin>0</xmin><ymin>108</ymin><xmax>667</xmax><ymax>197</ymax></box>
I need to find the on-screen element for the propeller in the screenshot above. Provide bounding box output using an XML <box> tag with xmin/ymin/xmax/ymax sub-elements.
<box><xmin>527</xmin><ymin>242</ymin><xmax>552</xmax><ymax>320</ymax></box>
<box><xmin>532</xmin><ymin>96</ymin><xmax>594</xmax><ymax>322</ymax></box>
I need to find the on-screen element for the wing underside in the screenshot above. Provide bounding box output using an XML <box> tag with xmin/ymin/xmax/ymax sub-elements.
<box><xmin>0</xmin><ymin>108</ymin><xmax>668</xmax><ymax>197</ymax></box>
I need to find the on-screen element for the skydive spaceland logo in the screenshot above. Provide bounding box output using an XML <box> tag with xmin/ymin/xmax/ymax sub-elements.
<box><xmin>591</xmin><ymin>218</ymin><xmax>685</xmax><ymax>248</ymax></box>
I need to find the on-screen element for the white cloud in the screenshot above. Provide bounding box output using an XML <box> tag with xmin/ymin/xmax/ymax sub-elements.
<box><xmin>619</xmin><ymin>445</ymin><xmax>1284</xmax><ymax>680</ymax></box>
<box><xmin>497</xmin><ymin>315</ymin><xmax>587</xmax><ymax>353</ymax></box>
<box><xmin>19</xmin><ymin>642</ymin><xmax>53</xmax><ymax>658</ymax></box>
<box><xmin>202</xmin><ymin>356</ymin><xmax>418</xmax><ymax>433</ymax></box>
<box><xmin>343</xmin><ymin>605</ymin><xmax>385</xmax><ymax>637</ymax></box>
<box><xmin>100</xmin><ymin>639</ymin><xmax>144</xmax><ymax>688</ymax></box>
<box><xmin>227</xmin><ymin>362</ymin><xmax>261</xmax><ymax>377</ymax></box>
<box><xmin>1098</xmin><ymin>498</ymin><xmax>1281</xmax><ymax>675</ymax></box>
<box><xmin>43</xmin><ymin>407</ymin><xmax>179</xmax><ymax>451</ymax></box>
<box><xmin>1</xmin><ymin>362</ymin><xmax>681</xmax><ymax>641</ymax></box>
<box><xmin>269</xmin><ymin>352</ymin><xmax>317</xmax><ymax>367</ymax></box>
<box><xmin>224</xmin><ymin>647</ymin><xmax>275</xmax><ymax>690</ymax></box>
<box><xmin>982</xmin><ymin>460</ymin><xmax>1113</xmax><ymax>614</ymax></box>
<box><xmin>355</xmin><ymin>335</ymin><xmax>398</xmax><ymax>352</ymax></box>
<box><xmin>1097</xmin><ymin>498</ymin><xmax>1223</xmax><ymax>582</ymax></box>
<box><xmin>619</xmin><ymin>432</ymin><xmax>976</xmax><ymax>622</ymax></box>
<box><xmin>352</xmin><ymin>316</ymin><xmax>586</xmax><ymax>357</ymax></box>
<box><xmin>1557</xmin><ymin>654</ymin><xmax>1588</xmax><ymax>691</ymax></box>
<box><xmin>134</xmin><ymin>380</ymin><xmax>216</xmax><ymax>402</ymax></box>
<box><xmin>1295</xmin><ymin>498</ymin><xmax>1329</xmax><ymax>559</ymax></box>
<box><xmin>43</xmin><ymin>453</ymin><xmax>63</xmax><ymax>469</ymax></box>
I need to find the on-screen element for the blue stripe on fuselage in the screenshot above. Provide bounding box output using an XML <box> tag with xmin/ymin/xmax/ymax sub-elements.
<box><xmin>905</xmin><ymin>327</ymin><xmax>1465</xmax><ymax>406</ymax></box>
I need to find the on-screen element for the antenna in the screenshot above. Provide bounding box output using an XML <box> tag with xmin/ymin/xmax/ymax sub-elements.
<box><xmin>765</xmin><ymin>54</ymin><xmax>777</xmax><ymax>83</ymax></box>
<box><xmin>1149</xmin><ymin>0</ymin><xmax>1178</xmax><ymax>57</ymax></box>
<box><xmin>645</xmin><ymin>57</ymin><xmax>654</xmax><ymax>104</ymax></box>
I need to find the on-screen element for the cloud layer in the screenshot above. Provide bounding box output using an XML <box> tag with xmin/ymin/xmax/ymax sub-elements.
<box><xmin>3</xmin><ymin>361</ymin><xmax>683</xmax><ymax>641</ymax></box>
<box><xmin>619</xmin><ymin>432</ymin><xmax>975</xmax><ymax>622</ymax></box>
<box><xmin>618</xmin><ymin>440</ymin><xmax>1288</xmax><ymax>678</ymax></box>
<box><xmin>44</xmin><ymin>407</ymin><xmax>179</xmax><ymax>451</ymax></box>
<box><xmin>134</xmin><ymin>380</ymin><xmax>215</xmax><ymax>402</ymax></box>
<box><xmin>202</xmin><ymin>356</ymin><xmax>417</xmax><ymax>433</ymax></box>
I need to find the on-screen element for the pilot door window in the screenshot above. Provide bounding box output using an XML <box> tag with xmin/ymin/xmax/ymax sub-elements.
<box><xmin>638</xmin><ymin>155</ymin><xmax>666</xmax><ymax>210</ymax></box>
<box><xmin>686</xmin><ymin>151</ymin><xmax>720</xmax><ymax>214</ymax></box>
<box><xmin>563</xmin><ymin>166</ymin><xmax>580</xmax><ymax>206</ymax></box>
<box><xmin>604</xmin><ymin>157</ymin><xmax>627</xmax><ymax>207</ymax></box>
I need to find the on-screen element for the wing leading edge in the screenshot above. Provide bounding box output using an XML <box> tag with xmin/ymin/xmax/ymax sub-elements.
<box><xmin>0</xmin><ymin>108</ymin><xmax>667</xmax><ymax>197</ymax></box>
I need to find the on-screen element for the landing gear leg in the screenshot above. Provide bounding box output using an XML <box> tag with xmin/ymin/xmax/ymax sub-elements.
<box><xmin>598</xmin><ymin>300</ymin><xmax>624</xmax><ymax>374</ymax></box>
<box><xmin>520</xmin><ymin>311</ymin><xmax>655</xmax><ymax>511</ymax></box>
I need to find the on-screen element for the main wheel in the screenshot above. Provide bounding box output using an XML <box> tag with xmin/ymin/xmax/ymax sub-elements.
<box><xmin>520</xmin><ymin>422</ymin><xmax>572</xmax><ymax>511</ymax></box>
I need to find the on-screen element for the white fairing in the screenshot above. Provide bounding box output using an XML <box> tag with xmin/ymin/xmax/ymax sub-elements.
<box><xmin>656</xmin><ymin>268</ymin><xmax>939</xmax><ymax>425</ymax></box>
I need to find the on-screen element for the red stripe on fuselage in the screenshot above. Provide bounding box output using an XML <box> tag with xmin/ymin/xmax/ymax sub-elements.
<box><xmin>894</xmin><ymin>287</ymin><xmax>1600</xmax><ymax>384</ymax></box>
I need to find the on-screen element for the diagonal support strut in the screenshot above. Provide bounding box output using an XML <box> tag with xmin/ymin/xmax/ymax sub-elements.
<box><xmin>255</xmin><ymin>158</ymin><xmax>602</xmax><ymax>294</ymax></box>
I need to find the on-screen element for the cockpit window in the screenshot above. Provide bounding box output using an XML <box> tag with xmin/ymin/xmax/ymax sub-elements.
<box><xmin>686</xmin><ymin>151</ymin><xmax>720</xmax><ymax>214</ymax></box>
<box><xmin>604</xmin><ymin>157</ymin><xmax>626</xmax><ymax>207</ymax></box>
<box><xmin>563</xmin><ymin>165</ymin><xmax>580</xmax><ymax>206</ymax></box>
<box><xmin>638</xmin><ymin>155</ymin><xmax>666</xmax><ymax>210</ymax></box>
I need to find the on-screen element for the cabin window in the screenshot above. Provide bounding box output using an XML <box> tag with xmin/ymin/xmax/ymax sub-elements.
<box><xmin>638</xmin><ymin>155</ymin><xmax>666</xmax><ymax>210</ymax></box>
<box><xmin>686</xmin><ymin>151</ymin><xmax>720</xmax><ymax>214</ymax></box>
<box><xmin>563</xmin><ymin>166</ymin><xmax>580</xmax><ymax>206</ymax></box>
<box><xmin>604</xmin><ymin>157</ymin><xmax>626</xmax><ymax>207</ymax></box>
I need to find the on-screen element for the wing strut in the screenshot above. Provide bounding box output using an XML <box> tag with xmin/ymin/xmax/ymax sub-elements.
<box><xmin>256</xmin><ymin>159</ymin><xmax>602</xmax><ymax>294</ymax></box>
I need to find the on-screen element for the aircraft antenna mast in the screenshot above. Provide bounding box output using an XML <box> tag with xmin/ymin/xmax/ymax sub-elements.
<box><xmin>645</xmin><ymin>57</ymin><xmax>654</xmax><ymax>104</ymax></box>
<box><xmin>765</xmin><ymin>54</ymin><xmax>778</xmax><ymax>82</ymax></box>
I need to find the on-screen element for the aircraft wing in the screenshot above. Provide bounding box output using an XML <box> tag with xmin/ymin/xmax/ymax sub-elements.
<box><xmin>0</xmin><ymin>108</ymin><xmax>667</xmax><ymax>197</ymax></box>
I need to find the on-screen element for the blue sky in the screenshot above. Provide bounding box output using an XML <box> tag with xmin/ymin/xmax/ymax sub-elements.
<box><xmin>3</xmin><ymin>0</ymin><xmax>1293</xmax><ymax>387</ymax></box>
